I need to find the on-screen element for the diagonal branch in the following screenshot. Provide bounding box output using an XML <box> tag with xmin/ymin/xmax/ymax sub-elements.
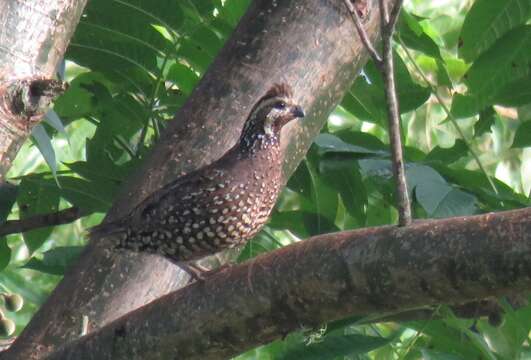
<box><xmin>344</xmin><ymin>0</ymin><xmax>382</xmax><ymax>65</ymax></box>
<box><xmin>0</xmin><ymin>207</ymin><xmax>83</xmax><ymax>237</ymax></box>
<box><xmin>47</xmin><ymin>208</ymin><xmax>531</xmax><ymax>360</ymax></box>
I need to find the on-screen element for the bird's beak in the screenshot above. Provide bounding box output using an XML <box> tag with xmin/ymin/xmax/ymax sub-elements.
<box><xmin>291</xmin><ymin>105</ymin><xmax>305</xmax><ymax>118</ymax></box>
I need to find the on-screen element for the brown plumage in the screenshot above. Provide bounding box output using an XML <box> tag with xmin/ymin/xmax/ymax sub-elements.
<box><xmin>89</xmin><ymin>84</ymin><xmax>304</xmax><ymax>275</ymax></box>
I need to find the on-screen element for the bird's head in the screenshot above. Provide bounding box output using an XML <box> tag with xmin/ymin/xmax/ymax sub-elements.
<box><xmin>239</xmin><ymin>83</ymin><xmax>304</xmax><ymax>151</ymax></box>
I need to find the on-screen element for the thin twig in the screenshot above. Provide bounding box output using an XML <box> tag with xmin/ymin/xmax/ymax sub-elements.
<box><xmin>0</xmin><ymin>207</ymin><xmax>83</xmax><ymax>237</ymax></box>
<box><xmin>344</xmin><ymin>0</ymin><xmax>382</xmax><ymax>65</ymax></box>
<box><xmin>387</xmin><ymin>0</ymin><xmax>404</xmax><ymax>31</ymax></box>
<box><xmin>397</xmin><ymin>36</ymin><xmax>499</xmax><ymax>195</ymax></box>
<box><xmin>378</xmin><ymin>0</ymin><xmax>390</xmax><ymax>25</ymax></box>
<box><xmin>347</xmin><ymin>0</ymin><xmax>411</xmax><ymax>226</ymax></box>
<box><xmin>377</xmin><ymin>1</ymin><xmax>411</xmax><ymax>226</ymax></box>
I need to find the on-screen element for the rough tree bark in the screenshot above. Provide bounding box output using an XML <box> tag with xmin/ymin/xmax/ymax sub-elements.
<box><xmin>4</xmin><ymin>0</ymin><xmax>388</xmax><ymax>358</ymax></box>
<box><xmin>47</xmin><ymin>208</ymin><xmax>531</xmax><ymax>359</ymax></box>
<box><xmin>0</xmin><ymin>0</ymin><xmax>86</xmax><ymax>180</ymax></box>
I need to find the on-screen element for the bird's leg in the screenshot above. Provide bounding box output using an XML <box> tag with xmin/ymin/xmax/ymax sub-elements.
<box><xmin>179</xmin><ymin>261</ymin><xmax>232</xmax><ymax>283</ymax></box>
<box><xmin>178</xmin><ymin>263</ymin><xmax>209</xmax><ymax>283</ymax></box>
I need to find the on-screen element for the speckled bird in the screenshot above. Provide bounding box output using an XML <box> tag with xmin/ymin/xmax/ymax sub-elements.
<box><xmin>89</xmin><ymin>84</ymin><xmax>304</xmax><ymax>277</ymax></box>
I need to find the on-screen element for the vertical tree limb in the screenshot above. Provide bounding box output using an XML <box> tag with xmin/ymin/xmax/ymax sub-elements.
<box><xmin>0</xmin><ymin>0</ymin><xmax>86</xmax><ymax>180</ymax></box>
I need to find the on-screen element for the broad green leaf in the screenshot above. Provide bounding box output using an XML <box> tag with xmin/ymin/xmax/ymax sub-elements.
<box><xmin>53</xmin><ymin>75</ymin><xmax>95</xmax><ymax>119</ymax></box>
<box><xmin>494</xmin><ymin>75</ymin><xmax>531</xmax><ymax>107</ymax></box>
<box><xmin>417</xmin><ymin>186</ymin><xmax>477</xmax><ymax>218</ymax></box>
<box><xmin>56</xmin><ymin>177</ymin><xmax>116</xmax><ymax>213</ymax></box>
<box><xmin>22</xmin><ymin>246</ymin><xmax>84</xmax><ymax>275</ymax></box>
<box><xmin>319</xmin><ymin>158</ymin><xmax>367</xmax><ymax>225</ymax></box>
<box><xmin>512</xmin><ymin>121</ymin><xmax>531</xmax><ymax>148</ymax></box>
<box><xmin>166</xmin><ymin>63</ymin><xmax>200</xmax><ymax>95</ymax></box>
<box><xmin>17</xmin><ymin>177</ymin><xmax>60</xmax><ymax>253</ymax></box>
<box><xmin>407</xmin><ymin>320</ymin><xmax>483</xmax><ymax>359</ymax></box>
<box><xmin>286</xmin><ymin>149</ymin><xmax>338</xmax><ymax>224</ymax></box>
<box><xmin>278</xmin><ymin>334</ymin><xmax>390</xmax><ymax>360</ymax></box>
<box><xmin>398</xmin><ymin>11</ymin><xmax>442</xmax><ymax>60</ymax></box>
<box><xmin>459</xmin><ymin>0</ymin><xmax>531</xmax><ymax>62</ymax></box>
<box><xmin>344</xmin><ymin>53</ymin><xmax>430</xmax><ymax>123</ymax></box>
<box><xmin>67</xmin><ymin>0</ymin><xmax>178</xmax><ymax>78</ymax></box>
<box><xmin>314</xmin><ymin>134</ymin><xmax>385</xmax><ymax>156</ymax></box>
<box><xmin>432</xmin><ymin>165</ymin><xmax>528</xmax><ymax>209</ymax></box>
<box><xmin>425</xmin><ymin>140</ymin><xmax>467</xmax><ymax>164</ymax></box>
<box><xmin>464</xmin><ymin>26</ymin><xmax>531</xmax><ymax>109</ymax></box>
<box><xmin>450</xmin><ymin>94</ymin><xmax>481</xmax><ymax>119</ymax></box>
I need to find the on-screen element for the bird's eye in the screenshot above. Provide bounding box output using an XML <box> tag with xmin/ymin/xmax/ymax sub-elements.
<box><xmin>274</xmin><ymin>101</ymin><xmax>286</xmax><ymax>110</ymax></box>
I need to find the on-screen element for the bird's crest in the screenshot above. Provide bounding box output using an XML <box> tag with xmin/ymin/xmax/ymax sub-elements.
<box><xmin>261</xmin><ymin>83</ymin><xmax>293</xmax><ymax>101</ymax></box>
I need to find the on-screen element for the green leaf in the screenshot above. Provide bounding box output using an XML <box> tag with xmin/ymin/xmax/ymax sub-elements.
<box><xmin>417</xmin><ymin>186</ymin><xmax>477</xmax><ymax>218</ymax></box>
<box><xmin>17</xmin><ymin>177</ymin><xmax>60</xmax><ymax>253</ymax></box>
<box><xmin>22</xmin><ymin>246</ymin><xmax>84</xmax><ymax>275</ymax></box>
<box><xmin>65</xmin><ymin>161</ymin><xmax>129</xmax><ymax>184</ymax></box>
<box><xmin>0</xmin><ymin>182</ymin><xmax>17</xmax><ymax>224</ymax></box>
<box><xmin>67</xmin><ymin>0</ymin><xmax>179</xmax><ymax>79</ymax></box>
<box><xmin>425</xmin><ymin>140</ymin><xmax>467</xmax><ymax>164</ymax></box>
<box><xmin>459</xmin><ymin>0</ymin><xmax>531</xmax><ymax>62</ymax></box>
<box><xmin>493</xmin><ymin>75</ymin><xmax>531</xmax><ymax>107</ymax></box>
<box><xmin>44</xmin><ymin>110</ymin><xmax>67</xmax><ymax>136</ymax></box>
<box><xmin>464</xmin><ymin>26</ymin><xmax>531</xmax><ymax>109</ymax></box>
<box><xmin>53</xmin><ymin>76</ymin><xmax>95</xmax><ymax>119</ymax></box>
<box><xmin>398</xmin><ymin>11</ymin><xmax>442</xmax><ymax>60</ymax></box>
<box><xmin>345</xmin><ymin>53</ymin><xmax>430</xmax><ymax>123</ymax></box>
<box><xmin>450</xmin><ymin>94</ymin><xmax>481</xmax><ymax>119</ymax></box>
<box><xmin>421</xmin><ymin>349</ymin><xmax>464</xmax><ymax>360</ymax></box>
<box><xmin>269</xmin><ymin>211</ymin><xmax>339</xmax><ymax>238</ymax></box>
<box><xmin>166</xmin><ymin>63</ymin><xmax>200</xmax><ymax>95</ymax></box>
<box><xmin>512</xmin><ymin>121</ymin><xmax>531</xmax><ymax>148</ymax></box>
<box><xmin>278</xmin><ymin>334</ymin><xmax>390</xmax><ymax>360</ymax></box>
<box><xmin>314</xmin><ymin>134</ymin><xmax>386</xmax><ymax>156</ymax></box>
<box><xmin>31</xmin><ymin>124</ymin><xmax>58</xmax><ymax>181</ymax></box>
<box><xmin>237</xmin><ymin>229</ymin><xmax>283</xmax><ymax>261</ymax></box>
<box><xmin>407</xmin><ymin>164</ymin><xmax>477</xmax><ymax>217</ymax></box>
<box><xmin>474</xmin><ymin>107</ymin><xmax>496</xmax><ymax>136</ymax></box>
<box><xmin>55</xmin><ymin>177</ymin><xmax>116</xmax><ymax>213</ymax></box>
<box><xmin>319</xmin><ymin>158</ymin><xmax>367</xmax><ymax>225</ymax></box>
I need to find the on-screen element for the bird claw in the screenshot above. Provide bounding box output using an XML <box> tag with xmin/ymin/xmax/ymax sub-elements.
<box><xmin>180</xmin><ymin>262</ymin><xmax>231</xmax><ymax>283</ymax></box>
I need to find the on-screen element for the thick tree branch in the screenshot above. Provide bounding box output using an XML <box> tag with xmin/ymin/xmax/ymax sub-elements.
<box><xmin>47</xmin><ymin>208</ymin><xmax>531</xmax><ymax>360</ymax></box>
<box><xmin>0</xmin><ymin>207</ymin><xmax>83</xmax><ymax>237</ymax></box>
<box><xmin>6</xmin><ymin>1</ymin><xmax>389</xmax><ymax>358</ymax></box>
<box><xmin>0</xmin><ymin>0</ymin><xmax>86</xmax><ymax>181</ymax></box>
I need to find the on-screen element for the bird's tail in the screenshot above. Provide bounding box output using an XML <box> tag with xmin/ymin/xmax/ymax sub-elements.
<box><xmin>88</xmin><ymin>221</ymin><xmax>126</xmax><ymax>243</ymax></box>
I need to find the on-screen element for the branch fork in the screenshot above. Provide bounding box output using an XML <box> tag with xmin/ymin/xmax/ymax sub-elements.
<box><xmin>345</xmin><ymin>0</ymin><xmax>411</xmax><ymax>226</ymax></box>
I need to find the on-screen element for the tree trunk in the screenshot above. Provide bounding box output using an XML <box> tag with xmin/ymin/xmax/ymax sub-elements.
<box><xmin>0</xmin><ymin>0</ymin><xmax>86</xmax><ymax>180</ymax></box>
<box><xmin>47</xmin><ymin>208</ymin><xmax>531</xmax><ymax>360</ymax></box>
<box><xmin>5</xmin><ymin>0</ymin><xmax>387</xmax><ymax>358</ymax></box>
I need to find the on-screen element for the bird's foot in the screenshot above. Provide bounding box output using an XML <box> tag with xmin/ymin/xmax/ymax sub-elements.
<box><xmin>180</xmin><ymin>262</ymin><xmax>231</xmax><ymax>283</ymax></box>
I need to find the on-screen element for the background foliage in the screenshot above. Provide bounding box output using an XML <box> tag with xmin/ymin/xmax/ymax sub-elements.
<box><xmin>0</xmin><ymin>0</ymin><xmax>530</xmax><ymax>358</ymax></box>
